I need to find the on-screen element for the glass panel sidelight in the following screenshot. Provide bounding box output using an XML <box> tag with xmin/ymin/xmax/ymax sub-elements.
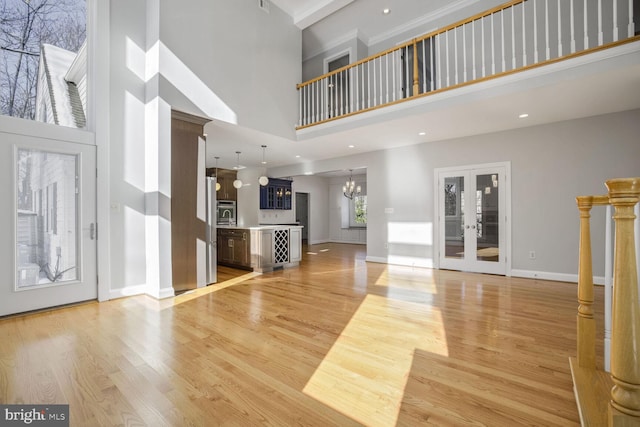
<box><xmin>444</xmin><ymin>176</ymin><xmax>465</xmax><ymax>259</ymax></box>
<box><xmin>475</xmin><ymin>173</ymin><xmax>499</xmax><ymax>262</ymax></box>
<box><xmin>16</xmin><ymin>148</ymin><xmax>78</xmax><ymax>288</ymax></box>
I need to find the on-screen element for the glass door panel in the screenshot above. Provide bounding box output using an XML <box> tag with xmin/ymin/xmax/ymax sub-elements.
<box><xmin>444</xmin><ymin>176</ymin><xmax>464</xmax><ymax>259</ymax></box>
<box><xmin>16</xmin><ymin>149</ymin><xmax>79</xmax><ymax>288</ymax></box>
<box><xmin>475</xmin><ymin>173</ymin><xmax>500</xmax><ymax>263</ymax></box>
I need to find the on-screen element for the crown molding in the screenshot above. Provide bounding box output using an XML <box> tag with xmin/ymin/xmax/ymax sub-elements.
<box><xmin>294</xmin><ymin>0</ymin><xmax>355</xmax><ymax>29</ymax></box>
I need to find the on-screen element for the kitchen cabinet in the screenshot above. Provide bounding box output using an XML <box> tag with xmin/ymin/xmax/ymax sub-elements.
<box><xmin>260</xmin><ymin>178</ymin><xmax>292</xmax><ymax>210</ymax></box>
<box><xmin>206</xmin><ymin>168</ymin><xmax>237</xmax><ymax>201</ymax></box>
<box><xmin>218</xmin><ymin>225</ymin><xmax>302</xmax><ymax>272</ymax></box>
<box><xmin>217</xmin><ymin>228</ymin><xmax>250</xmax><ymax>268</ymax></box>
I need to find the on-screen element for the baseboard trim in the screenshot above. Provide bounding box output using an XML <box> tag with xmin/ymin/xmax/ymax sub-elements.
<box><xmin>328</xmin><ymin>239</ymin><xmax>366</xmax><ymax>245</ymax></box>
<box><xmin>511</xmin><ymin>269</ymin><xmax>605</xmax><ymax>285</ymax></box>
<box><xmin>109</xmin><ymin>284</ymin><xmax>177</xmax><ymax>300</ymax></box>
<box><xmin>366</xmin><ymin>256</ymin><xmax>433</xmax><ymax>268</ymax></box>
<box><xmin>109</xmin><ymin>285</ymin><xmax>148</xmax><ymax>300</ymax></box>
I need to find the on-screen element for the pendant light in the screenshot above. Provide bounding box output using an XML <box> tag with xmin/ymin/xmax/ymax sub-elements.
<box><xmin>233</xmin><ymin>151</ymin><xmax>243</xmax><ymax>189</ymax></box>
<box><xmin>214</xmin><ymin>156</ymin><xmax>221</xmax><ymax>191</ymax></box>
<box><xmin>258</xmin><ymin>145</ymin><xmax>269</xmax><ymax>186</ymax></box>
<box><xmin>343</xmin><ymin>169</ymin><xmax>361</xmax><ymax>200</ymax></box>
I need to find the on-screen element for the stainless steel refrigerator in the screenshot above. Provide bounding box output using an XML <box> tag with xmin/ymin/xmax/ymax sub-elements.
<box><xmin>206</xmin><ymin>177</ymin><xmax>217</xmax><ymax>284</ymax></box>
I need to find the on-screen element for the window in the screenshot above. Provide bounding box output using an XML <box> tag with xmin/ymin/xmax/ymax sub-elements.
<box><xmin>1</xmin><ymin>0</ymin><xmax>87</xmax><ymax>127</ymax></box>
<box><xmin>351</xmin><ymin>195</ymin><xmax>367</xmax><ymax>227</ymax></box>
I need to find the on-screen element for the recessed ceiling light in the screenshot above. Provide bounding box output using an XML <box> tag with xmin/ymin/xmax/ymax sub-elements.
<box><xmin>348</xmin><ymin>145</ymin><xmax>355</xmax><ymax>148</ymax></box>
<box><xmin>418</xmin><ymin>131</ymin><xmax>426</xmax><ymax>136</ymax></box>
<box><xmin>383</xmin><ymin>8</ymin><xmax>390</xmax><ymax>14</ymax></box>
<box><xmin>295</xmin><ymin>155</ymin><xmax>301</xmax><ymax>158</ymax></box>
<box><xmin>519</xmin><ymin>113</ymin><xmax>529</xmax><ymax>118</ymax></box>
<box><xmin>304</xmin><ymin>171</ymin><xmax>313</xmax><ymax>175</ymax></box>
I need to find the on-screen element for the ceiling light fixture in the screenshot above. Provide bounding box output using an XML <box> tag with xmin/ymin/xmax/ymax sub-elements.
<box><xmin>233</xmin><ymin>151</ymin><xmax>243</xmax><ymax>189</ymax></box>
<box><xmin>258</xmin><ymin>145</ymin><xmax>269</xmax><ymax>186</ymax></box>
<box><xmin>348</xmin><ymin>145</ymin><xmax>355</xmax><ymax>148</ymax></box>
<box><xmin>383</xmin><ymin>8</ymin><xmax>390</xmax><ymax>14</ymax></box>
<box><xmin>343</xmin><ymin>170</ymin><xmax>361</xmax><ymax>200</ymax></box>
<box><xmin>418</xmin><ymin>131</ymin><xmax>426</xmax><ymax>136</ymax></box>
<box><xmin>519</xmin><ymin>113</ymin><xmax>529</xmax><ymax>118</ymax></box>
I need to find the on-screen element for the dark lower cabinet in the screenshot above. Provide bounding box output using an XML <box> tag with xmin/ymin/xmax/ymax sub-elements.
<box><xmin>217</xmin><ymin>228</ymin><xmax>250</xmax><ymax>269</ymax></box>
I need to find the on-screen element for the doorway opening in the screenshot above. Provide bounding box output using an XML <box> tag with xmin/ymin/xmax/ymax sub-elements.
<box><xmin>296</xmin><ymin>192</ymin><xmax>310</xmax><ymax>244</ymax></box>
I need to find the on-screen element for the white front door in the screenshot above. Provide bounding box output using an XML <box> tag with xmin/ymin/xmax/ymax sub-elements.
<box><xmin>437</xmin><ymin>163</ymin><xmax>509</xmax><ymax>275</ymax></box>
<box><xmin>1</xmin><ymin>136</ymin><xmax>97</xmax><ymax>316</ymax></box>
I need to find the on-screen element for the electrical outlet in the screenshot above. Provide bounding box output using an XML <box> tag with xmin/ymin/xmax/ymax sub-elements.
<box><xmin>529</xmin><ymin>251</ymin><xmax>536</xmax><ymax>260</ymax></box>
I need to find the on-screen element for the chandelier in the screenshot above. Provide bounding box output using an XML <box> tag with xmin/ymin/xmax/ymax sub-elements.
<box><xmin>343</xmin><ymin>170</ymin><xmax>361</xmax><ymax>200</ymax></box>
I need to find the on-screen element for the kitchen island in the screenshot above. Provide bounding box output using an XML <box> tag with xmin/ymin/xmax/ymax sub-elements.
<box><xmin>217</xmin><ymin>225</ymin><xmax>303</xmax><ymax>272</ymax></box>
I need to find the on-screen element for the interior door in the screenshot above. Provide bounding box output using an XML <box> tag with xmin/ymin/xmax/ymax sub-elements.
<box><xmin>438</xmin><ymin>165</ymin><xmax>507</xmax><ymax>275</ymax></box>
<box><xmin>1</xmin><ymin>137</ymin><xmax>97</xmax><ymax>316</ymax></box>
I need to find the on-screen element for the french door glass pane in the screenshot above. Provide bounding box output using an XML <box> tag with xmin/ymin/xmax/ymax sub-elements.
<box><xmin>475</xmin><ymin>173</ymin><xmax>499</xmax><ymax>262</ymax></box>
<box><xmin>16</xmin><ymin>149</ymin><xmax>78</xmax><ymax>288</ymax></box>
<box><xmin>444</xmin><ymin>176</ymin><xmax>464</xmax><ymax>259</ymax></box>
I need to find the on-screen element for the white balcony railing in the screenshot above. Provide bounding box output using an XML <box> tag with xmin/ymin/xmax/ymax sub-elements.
<box><xmin>297</xmin><ymin>0</ymin><xmax>639</xmax><ymax>129</ymax></box>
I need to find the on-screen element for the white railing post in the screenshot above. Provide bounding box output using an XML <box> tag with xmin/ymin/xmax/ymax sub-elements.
<box><xmin>455</xmin><ymin>27</ymin><xmax>460</xmax><ymax>85</ymax></box>
<box><xmin>558</xmin><ymin>0</ymin><xmax>563</xmax><ymax>57</ymax></box>
<box><xmin>598</xmin><ymin>0</ymin><xmax>604</xmax><ymax>46</ymax></box>
<box><xmin>629</xmin><ymin>0</ymin><xmax>635</xmax><ymax>38</ymax></box>
<box><xmin>491</xmin><ymin>13</ymin><xmax>497</xmax><ymax>74</ymax></box>
<box><xmin>511</xmin><ymin>7</ymin><xmax>517</xmax><ymax>69</ymax></box>
<box><xmin>545</xmin><ymin>0</ymin><xmax>551</xmax><ymax>60</ymax></box>
<box><xmin>584</xmin><ymin>0</ymin><xmax>590</xmax><ymax>49</ymax></box>
<box><xmin>614</xmin><ymin>0</ymin><xmax>620</xmax><ymax>41</ymax></box>
<box><xmin>534</xmin><ymin>0</ymin><xmax>539</xmax><ymax>62</ymax></box>
<box><xmin>482</xmin><ymin>18</ymin><xmax>487</xmax><ymax>77</ymax></box>
<box><xmin>571</xmin><ymin>0</ymin><xmax>577</xmax><ymax>52</ymax></box>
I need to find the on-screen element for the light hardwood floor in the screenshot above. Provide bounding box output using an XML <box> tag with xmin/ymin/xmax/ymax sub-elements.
<box><xmin>0</xmin><ymin>243</ymin><xmax>603</xmax><ymax>426</ymax></box>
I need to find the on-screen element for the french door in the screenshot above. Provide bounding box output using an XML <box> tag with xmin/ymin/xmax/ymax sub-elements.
<box><xmin>0</xmin><ymin>136</ymin><xmax>97</xmax><ymax>316</ymax></box>
<box><xmin>437</xmin><ymin>163</ymin><xmax>509</xmax><ymax>275</ymax></box>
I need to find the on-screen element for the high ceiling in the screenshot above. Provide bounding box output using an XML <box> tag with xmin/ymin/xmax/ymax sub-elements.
<box><xmin>204</xmin><ymin>1</ymin><xmax>640</xmax><ymax>174</ymax></box>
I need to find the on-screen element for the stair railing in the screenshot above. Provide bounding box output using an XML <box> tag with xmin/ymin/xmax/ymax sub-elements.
<box><xmin>298</xmin><ymin>0</ymin><xmax>639</xmax><ymax>129</ymax></box>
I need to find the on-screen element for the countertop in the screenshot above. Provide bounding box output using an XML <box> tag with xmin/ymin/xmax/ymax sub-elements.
<box><xmin>217</xmin><ymin>224</ymin><xmax>303</xmax><ymax>230</ymax></box>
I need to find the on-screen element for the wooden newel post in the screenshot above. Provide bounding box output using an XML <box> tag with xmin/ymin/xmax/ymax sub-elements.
<box><xmin>576</xmin><ymin>196</ymin><xmax>596</xmax><ymax>369</ymax></box>
<box><xmin>606</xmin><ymin>178</ymin><xmax>640</xmax><ymax>426</ymax></box>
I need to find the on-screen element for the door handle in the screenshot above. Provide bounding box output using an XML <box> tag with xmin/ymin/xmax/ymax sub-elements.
<box><xmin>471</xmin><ymin>225</ymin><xmax>476</xmax><ymax>230</ymax></box>
<box><xmin>89</xmin><ymin>223</ymin><xmax>96</xmax><ymax>240</ymax></box>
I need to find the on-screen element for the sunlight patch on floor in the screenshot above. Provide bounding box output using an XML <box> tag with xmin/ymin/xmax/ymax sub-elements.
<box><xmin>303</xmin><ymin>294</ymin><xmax>448</xmax><ymax>426</ymax></box>
<box><xmin>137</xmin><ymin>272</ymin><xmax>262</xmax><ymax>311</ymax></box>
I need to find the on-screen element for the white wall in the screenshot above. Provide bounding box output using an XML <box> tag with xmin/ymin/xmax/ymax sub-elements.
<box><xmin>159</xmin><ymin>0</ymin><xmax>301</xmax><ymax>140</ymax></box>
<box><xmin>270</xmin><ymin>109</ymin><xmax>640</xmax><ymax>280</ymax></box>
<box><xmin>106</xmin><ymin>0</ymin><xmax>302</xmax><ymax>298</ymax></box>
<box><xmin>108</xmin><ymin>0</ymin><xmax>150</xmax><ymax>297</ymax></box>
